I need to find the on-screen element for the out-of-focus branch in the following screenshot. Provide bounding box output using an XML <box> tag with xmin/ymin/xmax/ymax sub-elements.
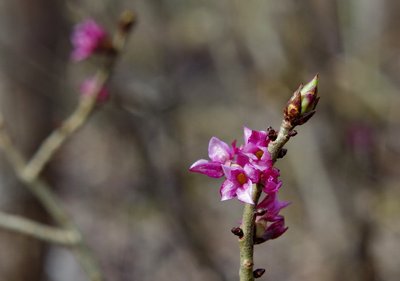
<box><xmin>21</xmin><ymin>71</ymin><xmax>109</xmax><ymax>182</ymax></box>
<box><xmin>0</xmin><ymin>10</ymin><xmax>136</xmax><ymax>281</ymax></box>
<box><xmin>21</xmin><ymin>10</ymin><xmax>136</xmax><ymax>183</ymax></box>
<box><xmin>0</xmin><ymin>116</ymin><xmax>103</xmax><ymax>281</ymax></box>
<box><xmin>0</xmin><ymin>211</ymin><xmax>80</xmax><ymax>245</ymax></box>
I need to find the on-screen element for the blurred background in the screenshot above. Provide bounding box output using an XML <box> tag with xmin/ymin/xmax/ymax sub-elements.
<box><xmin>0</xmin><ymin>0</ymin><xmax>399</xmax><ymax>280</ymax></box>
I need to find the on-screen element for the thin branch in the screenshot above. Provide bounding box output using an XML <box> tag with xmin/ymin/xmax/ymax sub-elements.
<box><xmin>0</xmin><ymin>11</ymin><xmax>136</xmax><ymax>281</ymax></box>
<box><xmin>21</xmin><ymin>70</ymin><xmax>109</xmax><ymax>182</ymax></box>
<box><xmin>0</xmin><ymin>119</ymin><xmax>103</xmax><ymax>280</ymax></box>
<box><xmin>21</xmin><ymin>10</ymin><xmax>136</xmax><ymax>183</ymax></box>
<box><xmin>238</xmin><ymin>120</ymin><xmax>294</xmax><ymax>281</ymax></box>
<box><xmin>0</xmin><ymin>211</ymin><xmax>80</xmax><ymax>245</ymax></box>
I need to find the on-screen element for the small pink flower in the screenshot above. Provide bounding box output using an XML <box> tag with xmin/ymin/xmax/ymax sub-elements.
<box><xmin>257</xmin><ymin>193</ymin><xmax>290</xmax><ymax>220</ymax></box>
<box><xmin>254</xmin><ymin>194</ymin><xmax>289</xmax><ymax>243</ymax></box>
<box><xmin>80</xmin><ymin>77</ymin><xmax>109</xmax><ymax>102</ymax></box>
<box><xmin>189</xmin><ymin>137</ymin><xmax>235</xmax><ymax>178</ymax></box>
<box><xmin>254</xmin><ymin>215</ymin><xmax>288</xmax><ymax>244</ymax></box>
<box><xmin>71</xmin><ymin>19</ymin><xmax>108</xmax><ymax>61</ymax></box>
<box><xmin>260</xmin><ymin>167</ymin><xmax>282</xmax><ymax>193</ymax></box>
<box><xmin>220</xmin><ymin>165</ymin><xmax>254</xmax><ymax>204</ymax></box>
<box><xmin>243</xmin><ymin>127</ymin><xmax>269</xmax><ymax>147</ymax></box>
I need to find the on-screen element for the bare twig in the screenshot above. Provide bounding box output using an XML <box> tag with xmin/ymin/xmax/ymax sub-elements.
<box><xmin>21</xmin><ymin>10</ymin><xmax>136</xmax><ymax>183</ymax></box>
<box><xmin>21</xmin><ymin>70</ymin><xmax>109</xmax><ymax>182</ymax></box>
<box><xmin>0</xmin><ymin>211</ymin><xmax>80</xmax><ymax>245</ymax></box>
<box><xmin>0</xmin><ymin>11</ymin><xmax>136</xmax><ymax>281</ymax></box>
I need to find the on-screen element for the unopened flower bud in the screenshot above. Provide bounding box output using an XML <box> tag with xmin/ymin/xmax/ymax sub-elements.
<box><xmin>118</xmin><ymin>10</ymin><xmax>137</xmax><ymax>32</ymax></box>
<box><xmin>284</xmin><ymin>75</ymin><xmax>319</xmax><ymax>126</ymax></box>
<box><xmin>253</xmin><ymin>268</ymin><xmax>266</xmax><ymax>278</ymax></box>
<box><xmin>300</xmin><ymin>74</ymin><xmax>319</xmax><ymax>114</ymax></box>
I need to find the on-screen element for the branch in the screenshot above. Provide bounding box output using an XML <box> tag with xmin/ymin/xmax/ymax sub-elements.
<box><xmin>238</xmin><ymin>121</ymin><xmax>294</xmax><ymax>281</ymax></box>
<box><xmin>21</xmin><ymin>70</ymin><xmax>109</xmax><ymax>182</ymax></box>
<box><xmin>0</xmin><ymin>211</ymin><xmax>80</xmax><ymax>245</ymax></box>
<box><xmin>0</xmin><ymin>119</ymin><xmax>103</xmax><ymax>280</ymax></box>
<box><xmin>0</xmin><ymin>11</ymin><xmax>136</xmax><ymax>281</ymax></box>
<box><xmin>21</xmin><ymin>10</ymin><xmax>136</xmax><ymax>183</ymax></box>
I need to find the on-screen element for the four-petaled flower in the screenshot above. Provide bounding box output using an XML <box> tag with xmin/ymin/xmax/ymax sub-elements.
<box><xmin>189</xmin><ymin>137</ymin><xmax>235</xmax><ymax>178</ymax></box>
<box><xmin>220</xmin><ymin>165</ymin><xmax>254</xmax><ymax>204</ymax></box>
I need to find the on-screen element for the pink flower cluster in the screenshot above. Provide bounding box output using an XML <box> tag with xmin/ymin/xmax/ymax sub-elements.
<box><xmin>71</xmin><ymin>19</ymin><xmax>108</xmax><ymax>61</ymax></box>
<box><xmin>190</xmin><ymin>127</ymin><xmax>288</xmax><ymax>241</ymax></box>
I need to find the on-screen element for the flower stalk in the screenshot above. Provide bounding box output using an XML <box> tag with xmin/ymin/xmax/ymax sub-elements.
<box><xmin>237</xmin><ymin>75</ymin><xmax>319</xmax><ymax>281</ymax></box>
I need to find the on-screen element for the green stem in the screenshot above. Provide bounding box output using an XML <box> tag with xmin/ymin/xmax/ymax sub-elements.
<box><xmin>238</xmin><ymin>120</ymin><xmax>294</xmax><ymax>281</ymax></box>
<box><xmin>239</xmin><ymin>184</ymin><xmax>263</xmax><ymax>281</ymax></box>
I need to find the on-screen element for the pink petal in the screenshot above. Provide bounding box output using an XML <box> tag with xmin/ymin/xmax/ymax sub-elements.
<box><xmin>208</xmin><ymin>137</ymin><xmax>231</xmax><ymax>163</ymax></box>
<box><xmin>244</xmin><ymin>127</ymin><xmax>252</xmax><ymax>144</ymax></box>
<box><xmin>189</xmin><ymin>160</ymin><xmax>224</xmax><ymax>178</ymax></box>
<box><xmin>222</xmin><ymin>165</ymin><xmax>233</xmax><ymax>179</ymax></box>
<box><xmin>244</xmin><ymin>164</ymin><xmax>259</xmax><ymax>183</ymax></box>
<box><xmin>263</xmin><ymin>178</ymin><xmax>282</xmax><ymax>193</ymax></box>
<box><xmin>220</xmin><ymin>180</ymin><xmax>237</xmax><ymax>201</ymax></box>
<box><xmin>236</xmin><ymin>181</ymin><xmax>254</xmax><ymax>204</ymax></box>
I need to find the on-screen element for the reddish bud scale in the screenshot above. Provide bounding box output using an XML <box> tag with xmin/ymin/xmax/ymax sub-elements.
<box><xmin>284</xmin><ymin>75</ymin><xmax>319</xmax><ymax>127</ymax></box>
<box><xmin>253</xmin><ymin>268</ymin><xmax>266</xmax><ymax>278</ymax></box>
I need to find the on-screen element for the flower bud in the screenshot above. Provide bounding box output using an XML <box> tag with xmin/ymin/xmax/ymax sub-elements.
<box><xmin>300</xmin><ymin>74</ymin><xmax>319</xmax><ymax>114</ymax></box>
<box><xmin>118</xmin><ymin>10</ymin><xmax>137</xmax><ymax>32</ymax></box>
<box><xmin>284</xmin><ymin>74</ymin><xmax>319</xmax><ymax>126</ymax></box>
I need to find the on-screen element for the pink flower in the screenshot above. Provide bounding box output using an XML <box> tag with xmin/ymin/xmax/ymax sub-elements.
<box><xmin>189</xmin><ymin>127</ymin><xmax>284</xmax><ymax>207</ymax></box>
<box><xmin>257</xmin><ymin>193</ymin><xmax>290</xmax><ymax>220</ymax></box>
<box><xmin>253</xmin><ymin>194</ymin><xmax>289</xmax><ymax>243</ymax></box>
<box><xmin>80</xmin><ymin>77</ymin><xmax>109</xmax><ymax>102</ymax></box>
<box><xmin>71</xmin><ymin>19</ymin><xmax>108</xmax><ymax>61</ymax></box>
<box><xmin>189</xmin><ymin>137</ymin><xmax>235</xmax><ymax>178</ymax></box>
<box><xmin>220</xmin><ymin>165</ymin><xmax>254</xmax><ymax>204</ymax></box>
<box><xmin>254</xmin><ymin>215</ymin><xmax>288</xmax><ymax>244</ymax></box>
<box><xmin>238</xmin><ymin>127</ymin><xmax>272</xmax><ymax>171</ymax></box>
<box><xmin>260</xmin><ymin>167</ymin><xmax>282</xmax><ymax>194</ymax></box>
<box><xmin>243</xmin><ymin>127</ymin><xmax>269</xmax><ymax>147</ymax></box>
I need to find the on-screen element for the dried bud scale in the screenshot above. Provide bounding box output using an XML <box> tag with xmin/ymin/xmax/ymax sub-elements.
<box><xmin>253</xmin><ymin>268</ymin><xmax>266</xmax><ymax>278</ymax></box>
<box><xmin>231</xmin><ymin>227</ymin><xmax>244</xmax><ymax>239</ymax></box>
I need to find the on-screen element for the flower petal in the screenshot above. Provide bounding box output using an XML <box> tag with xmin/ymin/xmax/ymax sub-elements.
<box><xmin>208</xmin><ymin>137</ymin><xmax>232</xmax><ymax>163</ymax></box>
<box><xmin>220</xmin><ymin>180</ymin><xmax>237</xmax><ymax>201</ymax></box>
<box><xmin>244</xmin><ymin>127</ymin><xmax>252</xmax><ymax>144</ymax></box>
<box><xmin>236</xmin><ymin>181</ymin><xmax>254</xmax><ymax>204</ymax></box>
<box><xmin>189</xmin><ymin>160</ymin><xmax>223</xmax><ymax>178</ymax></box>
<box><xmin>244</xmin><ymin>164</ymin><xmax>260</xmax><ymax>183</ymax></box>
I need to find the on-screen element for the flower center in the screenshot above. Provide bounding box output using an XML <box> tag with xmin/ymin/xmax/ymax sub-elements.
<box><xmin>255</xmin><ymin>149</ymin><xmax>264</xmax><ymax>159</ymax></box>
<box><xmin>236</xmin><ymin>173</ymin><xmax>247</xmax><ymax>185</ymax></box>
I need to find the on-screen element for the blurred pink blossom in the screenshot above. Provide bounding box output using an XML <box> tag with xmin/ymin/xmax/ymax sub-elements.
<box><xmin>71</xmin><ymin>19</ymin><xmax>108</xmax><ymax>61</ymax></box>
<box><xmin>80</xmin><ymin>77</ymin><xmax>109</xmax><ymax>102</ymax></box>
